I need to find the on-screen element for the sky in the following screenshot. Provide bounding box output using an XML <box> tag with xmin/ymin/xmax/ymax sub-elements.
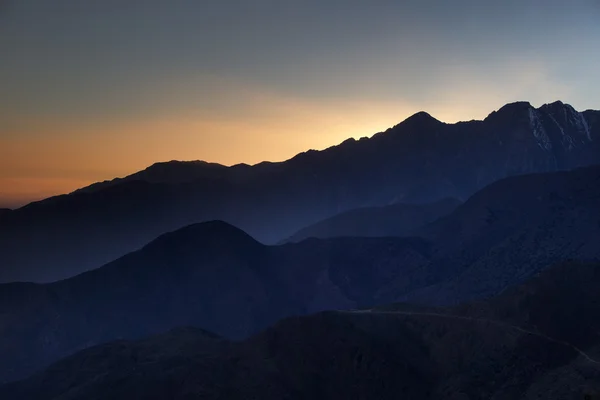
<box><xmin>1</xmin><ymin>0</ymin><xmax>599</xmax><ymax>208</ymax></box>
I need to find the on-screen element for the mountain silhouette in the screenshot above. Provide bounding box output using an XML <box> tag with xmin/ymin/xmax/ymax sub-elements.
<box><xmin>3</xmin><ymin>260</ymin><xmax>600</xmax><ymax>400</ymax></box>
<box><xmin>0</xmin><ymin>101</ymin><xmax>598</xmax><ymax>283</ymax></box>
<box><xmin>0</xmin><ymin>221</ymin><xmax>431</xmax><ymax>383</ymax></box>
<box><xmin>2</xmin><ymin>164</ymin><xmax>600</xmax><ymax>383</ymax></box>
<box><xmin>284</xmin><ymin>197</ymin><xmax>461</xmax><ymax>243</ymax></box>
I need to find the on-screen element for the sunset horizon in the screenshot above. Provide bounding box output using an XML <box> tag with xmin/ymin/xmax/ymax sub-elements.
<box><xmin>2</xmin><ymin>1</ymin><xmax>599</xmax><ymax>208</ymax></box>
<box><xmin>1</xmin><ymin>2</ymin><xmax>600</xmax><ymax>396</ymax></box>
<box><xmin>1</xmin><ymin>98</ymin><xmax>595</xmax><ymax>209</ymax></box>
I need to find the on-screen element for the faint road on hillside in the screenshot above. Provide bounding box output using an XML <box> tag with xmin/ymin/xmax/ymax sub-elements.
<box><xmin>338</xmin><ymin>309</ymin><xmax>600</xmax><ymax>365</ymax></box>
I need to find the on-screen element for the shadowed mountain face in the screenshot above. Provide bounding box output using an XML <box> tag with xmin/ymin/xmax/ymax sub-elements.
<box><xmin>0</xmin><ymin>222</ymin><xmax>431</xmax><ymax>384</ymax></box>
<box><xmin>3</xmin><ymin>261</ymin><xmax>600</xmax><ymax>400</ymax></box>
<box><xmin>284</xmin><ymin>197</ymin><xmax>461</xmax><ymax>243</ymax></box>
<box><xmin>1</xmin><ymin>101</ymin><xmax>599</xmax><ymax>283</ymax></box>
<box><xmin>402</xmin><ymin>164</ymin><xmax>600</xmax><ymax>305</ymax></box>
<box><xmin>1</xmin><ymin>164</ymin><xmax>600</xmax><ymax>384</ymax></box>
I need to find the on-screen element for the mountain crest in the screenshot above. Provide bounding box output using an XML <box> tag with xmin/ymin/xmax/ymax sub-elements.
<box><xmin>537</xmin><ymin>100</ymin><xmax>593</xmax><ymax>142</ymax></box>
<box><xmin>401</xmin><ymin>111</ymin><xmax>442</xmax><ymax>126</ymax></box>
<box><xmin>541</xmin><ymin>100</ymin><xmax>565</xmax><ymax>108</ymax></box>
<box><xmin>484</xmin><ymin>101</ymin><xmax>533</xmax><ymax>121</ymax></box>
<box><xmin>145</xmin><ymin>220</ymin><xmax>263</xmax><ymax>251</ymax></box>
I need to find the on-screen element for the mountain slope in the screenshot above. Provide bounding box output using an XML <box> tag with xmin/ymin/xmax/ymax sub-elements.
<box><xmin>403</xmin><ymin>164</ymin><xmax>600</xmax><ymax>305</ymax></box>
<box><xmin>285</xmin><ymin>197</ymin><xmax>461</xmax><ymax>243</ymax></box>
<box><xmin>4</xmin><ymin>261</ymin><xmax>600</xmax><ymax>400</ymax></box>
<box><xmin>0</xmin><ymin>221</ymin><xmax>431</xmax><ymax>384</ymax></box>
<box><xmin>1</xmin><ymin>101</ymin><xmax>599</xmax><ymax>282</ymax></box>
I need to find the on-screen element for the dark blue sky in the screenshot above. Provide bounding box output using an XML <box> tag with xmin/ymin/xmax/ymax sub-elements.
<box><xmin>0</xmin><ymin>0</ymin><xmax>599</xmax><ymax>206</ymax></box>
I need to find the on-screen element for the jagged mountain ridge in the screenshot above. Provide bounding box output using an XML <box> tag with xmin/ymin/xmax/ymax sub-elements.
<box><xmin>0</xmin><ymin>100</ymin><xmax>598</xmax><ymax>283</ymax></box>
<box><xmin>75</xmin><ymin>101</ymin><xmax>600</xmax><ymax>191</ymax></box>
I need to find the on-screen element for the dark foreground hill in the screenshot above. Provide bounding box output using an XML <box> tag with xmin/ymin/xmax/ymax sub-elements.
<box><xmin>1</xmin><ymin>101</ymin><xmax>599</xmax><ymax>283</ymax></box>
<box><xmin>284</xmin><ymin>197</ymin><xmax>461</xmax><ymax>243</ymax></box>
<box><xmin>3</xmin><ymin>261</ymin><xmax>600</xmax><ymax>400</ymax></box>
<box><xmin>0</xmin><ymin>221</ymin><xmax>431</xmax><ymax>384</ymax></box>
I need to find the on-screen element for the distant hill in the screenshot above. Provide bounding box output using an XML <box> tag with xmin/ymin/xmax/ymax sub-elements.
<box><xmin>284</xmin><ymin>197</ymin><xmax>461</xmax><ymax>243</ymax></box>
<box><xmin>1</xmin><ymin>101</ymin><xmax>599</xmax><ymax>283</ymax></box>
<box><xmin>74</xmin><ymin>160</ymin><xmax>238</xmax><ymax>193</ymax></box>
<box><xmin>4</xmin><ymin>261</ymin><xmax>600</xmax><ymax>400</ymax></box>
<box><xmin>0</xmin><ymin>221</ymin><xmax>431</xmax><ymax>384</ymax></box>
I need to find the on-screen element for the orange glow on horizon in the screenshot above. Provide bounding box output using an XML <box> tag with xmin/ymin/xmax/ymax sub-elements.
<box><xmin>0</xmin><ymin>96</ymin><xmax>425</xmax><ymax>207</ymax></box>
<box><xmin>0</xmin><ymin>82</ymin><xmax>516</xmax><ymax>208</ymax></box>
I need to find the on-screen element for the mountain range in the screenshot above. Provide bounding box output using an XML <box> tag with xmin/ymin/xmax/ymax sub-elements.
<box><xmin>3</xmin><ymin>260</ymin><xmax>600</xmax><ymax>400</ymax></box>
<box><xmin>1</xmin><ymin>163</ymin><xmax>599</xmax><ymax>385</ymax></box>
<box><xmin>1</xmin><ymin>101</ymin><xmax>599</xmax><ymax>283</ymax></box>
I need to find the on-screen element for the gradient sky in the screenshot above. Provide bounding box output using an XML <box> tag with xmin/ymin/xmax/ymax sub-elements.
<box><xmin>1</xmin><ymin>0</ymin><xmax>599</xmax><ymax>208</ymax></box>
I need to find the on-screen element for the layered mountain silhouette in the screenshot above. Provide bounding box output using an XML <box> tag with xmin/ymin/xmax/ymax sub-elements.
<box><xmin>1</xmin><ymin>164</ymin><xmax>600</xmax><ymax>384</ymax></box>
<box><xmin>1</xmin><ymin>101</ymin><xmax>599</xmax><ymax>282</ymax></box>
<box><xmin>3</xmin><ymin>261</ymin><xmax>600</xmax><ymax>400</ymax></box>
<box><xmin>0</xmin><ymin>221</ymin><xmax>431</xmax><ymax>383</ymax></box>
<box><xmin>284</xmin><ymin>197</ymin><xmax>461</xmax><ymax>243</ymax></box>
